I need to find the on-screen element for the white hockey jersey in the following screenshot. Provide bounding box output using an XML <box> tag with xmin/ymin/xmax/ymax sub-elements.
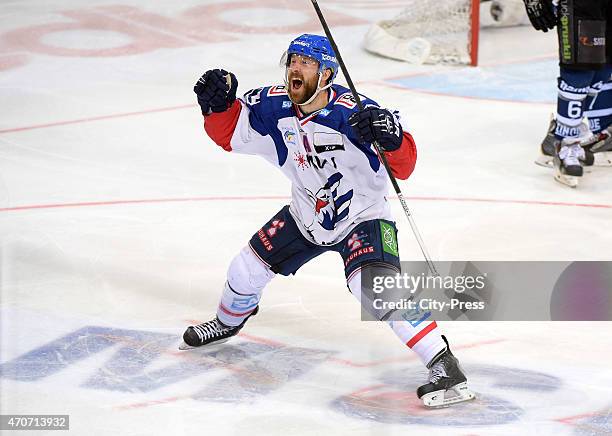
<box><xmin>203</xmin><ymin>84</ymin><xmax>416</xmax><ymax>246</ymax></box>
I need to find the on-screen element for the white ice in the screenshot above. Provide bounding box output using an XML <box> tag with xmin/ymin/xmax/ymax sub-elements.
<box><xmin>1</xmin><ymin>1</ymin><xmax>611</xmax><ymax>435</ymax></box>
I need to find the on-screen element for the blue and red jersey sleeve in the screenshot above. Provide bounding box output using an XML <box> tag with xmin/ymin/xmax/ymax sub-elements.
<box><xmin>384</xmin><ymin>131</ymin><xmax>417</xmax><ymax>180</ymax></box>
<box><xmin>202</xmin><ymin>100</ymin><xmax>243</xmax><ymax>152</ymax></box>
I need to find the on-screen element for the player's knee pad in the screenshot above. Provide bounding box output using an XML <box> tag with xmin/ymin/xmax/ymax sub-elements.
<box><xmin>557</xmin><ymin>0</ymin><xmax>606</xmax><ymax>69</ymax></box>
<box><xmin>347</xmin><ymin>263</ymin><xmax>406</xmax><ymax>321</ymax></box>
<box><xmin>218</xmin><ymin>247</ymin><xmax>274</xmax><ymax>326</ymax></box>
<box><xmin>227</xmin><ymin>246</ymin><xmax>275</xmax><ymax>293</ymax></box>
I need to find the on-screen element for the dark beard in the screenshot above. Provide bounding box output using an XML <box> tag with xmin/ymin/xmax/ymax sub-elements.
<box><xmin>289</xmin><ymin>76</ymin><xmax>319</xmax><ymax>105</ymax></box>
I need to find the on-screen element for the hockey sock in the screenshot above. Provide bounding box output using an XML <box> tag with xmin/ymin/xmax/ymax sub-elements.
<box><xmin>584</xmin><ymin>66</ymin><xmax>612</xmax><ymax>134</ymax></box>
<box><xmin>216</xmin><ymin>246</ymin><xmax>275</xmax><ymax>327</ymax></box>
<box><xmin>388</xmin><ymin>320</ymin><xmax>446</xmax><ymax>367</ymax></box>
<box><xmin>555</xmin><ymin>67</ymin><xmax>596</xmax><ymax>139</ymax></box>
<box><xmin>347</xmin><ymin>268</ymin><xmax>446</xmax><ymax>366</ymax></box>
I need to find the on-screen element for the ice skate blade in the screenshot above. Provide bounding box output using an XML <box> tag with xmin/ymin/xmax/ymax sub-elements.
<box><xmin>421</xmin><ymin>382</ymin><xmax>475</xmax><ymax>408</ymax></box>
<box><xmin>178</xmin><ymin>338</ymin><xmax>230</xmax><ymax>350</ymax></box>
<box><xmin>534</xmin><ymin>154</ymin><xmax>553</xmax><ymax>168</ymax></box>
<box><xmin>594</xmin><ymin>152</ymin><xmax>612</xmax><ymax>166</ymax></box>
<box><xmin>554</xmin><ymin>172</ymin><xmax>579</xmax><ymax>188</ymax></box>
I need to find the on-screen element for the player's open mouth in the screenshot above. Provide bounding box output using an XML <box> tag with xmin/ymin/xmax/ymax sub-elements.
<box><xmin>291</xmin><ymin>78</ymin><xmax>303</xmax><ymax>91</ymax></box>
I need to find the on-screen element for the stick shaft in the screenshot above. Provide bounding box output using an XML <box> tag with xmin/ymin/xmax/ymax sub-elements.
<box><xmin>310</xmin><ymin>0</ymin><xmax>438</xmax><ymax>276</ymax></box>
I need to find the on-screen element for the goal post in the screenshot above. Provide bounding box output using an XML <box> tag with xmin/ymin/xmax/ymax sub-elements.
<box><xmin>470</xmin><ymin>0</ymin><xmax>480</xmax><ymax>66</ymax></box>
<box><xmin>363</xmin><ymin>0</ymin><xmax>481</xmax><ymax>66</ymax></box>
<box><xmin>362</xmin><ymin>0</ymin><xmax>527</xmax><ymax>66</ymax></box>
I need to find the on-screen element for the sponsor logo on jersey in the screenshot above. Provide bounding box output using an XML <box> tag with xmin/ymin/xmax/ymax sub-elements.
<box><xmin>558</xmin><ymin>80</ymin><xmax>590</xmax><ymax>95</ymax></box>
<box><xmin>344</xmin><ymin>246</ymin><xmax>375</xmax><ymax>267</ymax></box>
<box><xmin>313</xmin><ymin>132</ymin><xmax>344</xmax><ymax>153</ymax></box>
<box><xmin>282</xmin><ymin>101</ymin><xmax>292</xmax><ymax>109</ymax></box>
<box><xmin>283</xmin><ymin>129</ymin><xmax>297</xmax><ymax>145</ymax></box>
<box><xmin>319</xmin><ymin>109</ymin><xmax>331</xmax><ymax>117</ymax></box>
<box><xmin>558</xmin><ymin>1</ymin><xmax>571</xmax><ymax>61</ymax></box>
<box><xmin>347</xmin><ymin>232</ymin><xmax>365</xmax><ymax>252</ymax></box>
<box><xmin>266</xmin><ymin>219</ymin><xmax>285</xmax><ymax>237</ymax></box>
<box><xmin>257</xmin><ymin>229</ymin><xmax>273</xmax><ymax>251</ymax></box>
<box><xmin>294</xmin><ymin>152</ymin><xmax>309</xmax><ymax>170</ymax></box>
<box><xmin>307</xmin><ymin>154</ymin><xmax>337</xmax><ymax>170</ymax></box>
<box><xmin>380</xmin><ymin>222</ymin><xmax>398</xmax><ymax>257</ymax></box>
<box><xmin>579</xmin><ymin>36</ymin><xmax>605</xmax><ymax>47</ymax></box>
<box><xmin>315</xmin><ymin>143</ymin><xmax>344</xmax><ymax>153</ymax></box>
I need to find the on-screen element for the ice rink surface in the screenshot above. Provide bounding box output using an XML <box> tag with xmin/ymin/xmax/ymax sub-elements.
<box><xmin>1</xmin><ymin>1</ymin><xmax>611</xmax><ymax>435</ymax></box>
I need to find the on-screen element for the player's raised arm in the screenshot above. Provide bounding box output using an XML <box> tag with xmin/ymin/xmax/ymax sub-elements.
<box><xmin>193</xmin><ymin>68</ymin><xmax>240</xmax><ymax>151</ymax></box>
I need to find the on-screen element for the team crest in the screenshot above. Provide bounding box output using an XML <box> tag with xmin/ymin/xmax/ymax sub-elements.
<box><xmin>305</xmin><ymin>172</ymin><xmax>353</xmax><ymax>231</ymax></box>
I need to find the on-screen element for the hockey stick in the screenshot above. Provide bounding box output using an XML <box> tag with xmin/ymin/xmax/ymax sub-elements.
<box><xmin>310</xmin><ymin>0</ymin><xmax>439</xmax><ymax>276</ymax></box>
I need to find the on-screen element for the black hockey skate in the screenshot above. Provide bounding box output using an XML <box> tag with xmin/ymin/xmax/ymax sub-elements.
<box><xmin>536</xmin><ymin>117</ymin><xmax>593</xmax><ymax>167</ymax></box>
<box><xmin>417</xmin><ymin>336</ymin><xmax>475</xmax><ymax>408</ymax></box>
<box><xmin>534</xmin><ymin>117</ymin><xmax>558</xmax><ymax>168</ymax></box>
<box><xmin>179</xmin><ymin>306</ymin><xmax>259</xmax><ymax>350</ymax></box>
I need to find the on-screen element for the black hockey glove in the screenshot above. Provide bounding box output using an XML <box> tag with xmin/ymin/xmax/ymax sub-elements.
<box><xmin>348</xmin><ymin>107</ymin><xmax>403</xmax><ymax>151</ymax></box>
<box><xmin>194</xmin><ymin>69</ymin><xmax>238</xmax><ymax>115</ymax></box>
<box><xmin>522</xmin><ymin>0</ymin><xmax>557</xmax><ymax>32</ymax></box>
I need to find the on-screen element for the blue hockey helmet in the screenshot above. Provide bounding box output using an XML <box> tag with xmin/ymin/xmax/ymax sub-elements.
<box><xmin>285</xmin><ymin>34</ymin><xmax>338</xmax><ymax>83</ymax></box>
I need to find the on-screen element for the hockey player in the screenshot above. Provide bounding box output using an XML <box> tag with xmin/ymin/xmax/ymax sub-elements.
<box><xmin>538</xmin><ymin>72</ymin><xmax>612</xmax><ymax>168</ymax></box>
<box><xmin>181</xmin><ymin>34</ymin><xmax>474</xmax><ymax>407</ymax></box>
<box><xmin>524</xmin><ymin>0</ymin><xmax>612</xmax><ymax>186</ymax></box>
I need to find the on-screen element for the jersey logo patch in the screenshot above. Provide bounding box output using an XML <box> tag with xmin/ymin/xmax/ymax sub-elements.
<box><xmin>267</xmin><ymin>85</ymin><xmax>287</xmax><ymax>96</ymax></box>
<box><xmin>335</xmin><ymin>93</ymin><xmax>358</xmax><ymax>109</ymax></box>
<box><xmin>244</xmin><ymin>87</ymin><xmax>263</xmax><ymax>106</ymax></box>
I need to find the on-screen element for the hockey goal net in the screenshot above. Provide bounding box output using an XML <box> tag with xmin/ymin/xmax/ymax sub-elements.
<box><xmin>363</xmin><ymin>0</ymin><xmax>481</xmax><ymax>66</ymax></box>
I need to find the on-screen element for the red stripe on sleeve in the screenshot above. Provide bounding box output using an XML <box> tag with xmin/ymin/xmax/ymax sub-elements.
<box><xmin>384</xmin><ymin>131</ymin><xmax>417</xmax><ymax>180</ymax></box>
<box><xmin>406</xmin><ymin>321</ymin><xmax>437</xmax><ymax>348</ymax></box>
<box><xmin>203</xmin><ymin>100</ymin><xmax>242</xmax><ymax>151</ymax></box>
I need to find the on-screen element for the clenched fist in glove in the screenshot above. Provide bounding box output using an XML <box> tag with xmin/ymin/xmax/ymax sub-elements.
<box><xmin>348</xmin><ymin>107</ymin><xmax>403</xmax><ymax>151</ymax></box>
<box><xmin>194</xmin><ymin>69</ymin><xmax>238</xmax><ymax>115</ymax></box>
<box><xmin>522</xmin><ymin>0</ymin><xmax>557</xmax><ymax>32</ymax></box>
